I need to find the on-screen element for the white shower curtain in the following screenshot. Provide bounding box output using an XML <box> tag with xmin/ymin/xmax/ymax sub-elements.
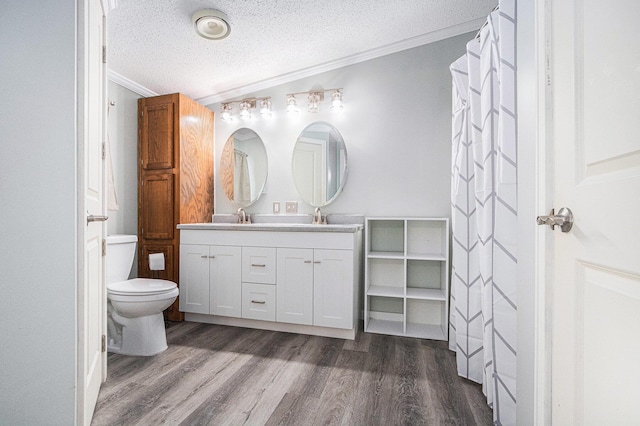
<box><xmin>449</xmin><ymin>1</ymin><xmax>517</xmax><ymax>424</ymax></box>
<box><xmin>234</xmin><ymin>150</ymin><xmax>251</xmax><ymax>204</ymax></box>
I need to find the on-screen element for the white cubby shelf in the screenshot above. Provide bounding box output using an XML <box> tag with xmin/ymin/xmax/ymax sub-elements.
<box><xmin>364</xmin><ymin>217</ymin><xmax>450</xmax><ymax>340</ymax></box>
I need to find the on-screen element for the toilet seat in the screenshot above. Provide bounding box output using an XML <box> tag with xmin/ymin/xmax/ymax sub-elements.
<box><xmin>108</xmin><ymin>278</ymin><xmax>177</xmax><ymax>296</ymax></box>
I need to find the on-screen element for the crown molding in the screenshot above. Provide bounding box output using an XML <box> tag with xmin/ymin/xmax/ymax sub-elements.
<box><xmin>107</xmin><ymin>69</ymin><xmax>159</xmax><ymax>97</ymax></box>
<box><xmin>196</xmin><ymin>18</ymin><xmax>484</xmax><ymax>105</ymax></box>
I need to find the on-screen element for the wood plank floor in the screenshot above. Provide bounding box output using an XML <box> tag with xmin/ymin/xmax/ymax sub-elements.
<box><xmin>91</xmin><ymin>321</ymin><xmax>492</xmax><ymax>426</ymax></box>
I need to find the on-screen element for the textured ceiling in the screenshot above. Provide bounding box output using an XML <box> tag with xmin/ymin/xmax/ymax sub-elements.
<box><xmin>108</xmin><ymin>0</ymin><xmax>497</xmax><ymax>102</ymax></box>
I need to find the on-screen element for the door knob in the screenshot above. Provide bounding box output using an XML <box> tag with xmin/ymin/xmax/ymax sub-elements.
<box><xmin>536</xmin><ymin>207</ymin><xmax>573</xmax><ymax>233</ymax></box>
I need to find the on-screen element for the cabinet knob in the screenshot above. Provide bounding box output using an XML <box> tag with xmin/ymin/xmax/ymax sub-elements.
<box><xmin>251</xmin><ymin>300</ymin><xmax>266</xmax><ymax>304</ymax></box>
<box><xmin>304</xmin><ymin>260</ymin><xmax>312</xmax><ymax>263</ymax></box>
<box><xmin>251</xmin><ymin>263</ymin><xmax>266</xmax><ymax>267</ymax></box>
<box><xmin>201</xmin><ymin>255</ymin><xmax>215</xmax><ymax>258</ymax></box>
<box><xmin>313</xmin><ymin>260</ymin><xmax>321</xmax><ymax>264</ymax></box>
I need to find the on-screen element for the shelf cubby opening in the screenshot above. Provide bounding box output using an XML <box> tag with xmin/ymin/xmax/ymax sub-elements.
<box><xmin>405</xmin><ymin>299</ymin><xmax>447</xmax><ymax>340</ymax></box>
<box><xmin>406</xmin><ymin>220</ymin><xmax>447</xmax><ymax>259</ymax></box>
<box><xmin>367</xmin><ymin>258</ymin><xmax>405</xmax><ymax>297</ymax></box>
<box><xmin>368</xmin><ymin>219</ymin><xmax>404</xmax><ymax>255</ymax></box>
<box><xmin>406</xmin><ymin>260</ymin><xmax>446</xmax><ymax>300</ymax></box>
<box><xmin>366</xmin><ymin>295</ymin><xmax>405</xmax><ymax>335</ymax></box>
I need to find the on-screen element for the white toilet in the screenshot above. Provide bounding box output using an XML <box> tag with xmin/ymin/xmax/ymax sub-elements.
<box><xmin>106</xmin><ymin>234</ymin><xmax>179</xmax><ymax>356</ymax></box>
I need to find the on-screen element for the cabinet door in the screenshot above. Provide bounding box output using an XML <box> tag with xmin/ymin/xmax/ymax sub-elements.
<box><xmin>277</xmin><ymin>248</ymin><xmax>313</xmax><ymax>325</ymax></box>
<box><xmin>140</xmin><ymin>172</ymin><xmax>174</xmax><ymax>240</ymax></box>
<box><xmin>210</xmin><ymin>246</ymin><xmax>242</xmax><ymax>318</ymax></box>
<box><xmin>179</xmin><ymin>244</ymin><xmax>209</xmax><ymax>314</ymax></box>
<box><xmin>313</xmin><ymin>249</ymin><xmax>354</xmax><ymax>329</ymax></box>
<box><xmin>139</xmin><ymin>99</ymin><xmax>174</xmax><ymax>170</ymax></box>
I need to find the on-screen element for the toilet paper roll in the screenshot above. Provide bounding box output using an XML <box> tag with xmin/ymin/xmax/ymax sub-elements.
<box><xmin>148</xmin><ymin>253</ymin><xmax>165</xmax><ymax>271</ymax></box>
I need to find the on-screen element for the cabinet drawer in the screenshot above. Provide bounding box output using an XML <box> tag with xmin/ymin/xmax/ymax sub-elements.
<box><xmin>242</xmin><ymin>247</ymin><xmax>276</xmax><ymax>284</ymax></box>
<box><xmin>242</xmin><ymin>283</ymin><xmax>276</xmax><ymax>322</ymax></box>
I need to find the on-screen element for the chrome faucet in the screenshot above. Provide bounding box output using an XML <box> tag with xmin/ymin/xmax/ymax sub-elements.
<box><xmin>237</xmin><ymin>208</ymin><xmax>250</xmax><ymax>224</ymax></box>
<box><xmin>312</xmin><ymin>207</ymin><xmax>325</xmax><ymax>225</ymax></box>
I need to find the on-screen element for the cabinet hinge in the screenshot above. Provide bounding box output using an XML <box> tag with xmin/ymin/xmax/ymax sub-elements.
<box><xmin>101</xmin><ymin>334</ymin><xmax>106</xmax><ymax>352</ymax></box>
<box><xmin>102</xmin><ymin>239</ymin><xmax>106</xmax><ymax>256</ymax></box>
<box><xmin>102</xmin><ymin>46</ymin><xmax>107</xmax><ymax>64</ymax></box>
<box><xmin>102</xmin><ymin>141</ymin><xmax>106</xmax><ymax>160</ymax></box>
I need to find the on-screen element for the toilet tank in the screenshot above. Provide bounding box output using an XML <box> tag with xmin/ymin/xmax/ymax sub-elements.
<box><xmin>106</xmin><ymin>234</ymin><xmax>137</xmax><ymax>284</ymax></box>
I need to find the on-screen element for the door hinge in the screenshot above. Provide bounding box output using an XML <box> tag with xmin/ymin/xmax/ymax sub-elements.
<box><xmin>102</xmin><ymin>239</ymin><xmax>106</xmax><ymax>256</ymax></box>
<box><xmin>102</xmin><ymin>141</ymin><xmax>106</xmax><ymax>160</ymax></box>
<box><xmin>102</xmin><ymin>46</ymin><xmax>107</xmax><ymax>64</ymax></box>
<box><xmin>101</xmin><ymin>334</ymin><xmax>106</xmax><ymax>352</ymax></box>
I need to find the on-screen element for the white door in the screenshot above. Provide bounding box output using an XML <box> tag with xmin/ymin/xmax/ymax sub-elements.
<box><xmin>292</xmin><ymin>139</ymin><xmax>325</xmax><ymax>206</ymax></box>
<box><xmin>277</xmin><ymin>248</ymin><xmax>314</xmax><ymax>325</ymax></box>
<box><xmin>79</xmin><ymin>0</ymin><xmax>107</xmax><ymax>423</ymax></box>
<box><xmin>548</xmin><ymin>1</ymin><xmax>640</xmax><ymax>424</ymax></box>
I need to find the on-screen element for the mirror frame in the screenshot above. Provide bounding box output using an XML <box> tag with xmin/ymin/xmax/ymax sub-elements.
<box><xmin>220</xmin><ymin>128</ymin><xmax>268</xmax><ymax>208</ymax></box>
<box><xmin>291</xmin><ymin>121</ymin><xmax>348</xmax><ymax>207</ymax></box>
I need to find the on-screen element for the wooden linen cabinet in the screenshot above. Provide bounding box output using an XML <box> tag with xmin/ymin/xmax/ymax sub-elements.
<box><xmin>138</xmin><ymin>93</ymin><xmax>214</xmax><ymax>321</ymax></box>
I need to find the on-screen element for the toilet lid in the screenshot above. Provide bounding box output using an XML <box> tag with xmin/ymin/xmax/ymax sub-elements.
<box><xmin>107</xmin><ymin>278</ymin><xmax>177</xmax><ymax>296</ymax></box>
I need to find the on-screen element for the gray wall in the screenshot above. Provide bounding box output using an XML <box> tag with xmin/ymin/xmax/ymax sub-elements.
<box><xmin>210</xmin><ymin>34</ymin><xmax>472</xmax><ymax>218</ymax></box>
<box><xmin>0</xmin><ymin>1</ymin><xmax>78</xmax><ymax>424</ymax></box>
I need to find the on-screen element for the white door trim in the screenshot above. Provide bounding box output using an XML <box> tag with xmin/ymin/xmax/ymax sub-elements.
<box><xmin>517</xmin><ymin>0</ymin><xmax>552</xmax><ymax>424</ymax></box>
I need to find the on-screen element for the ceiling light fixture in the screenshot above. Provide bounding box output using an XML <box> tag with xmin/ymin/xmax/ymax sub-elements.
<box><xmin>286</xmin><ymin>88</ymin><xmax>344</xmax><ymax>114</ymax></box>
<box><xmin>219</xmin><ymin>97</ymin><xmax>270</xmax><ymax>122</ymax></box>
<box><xmin>192</xmin><ymin>9</ymin><xmax>231</xmax><ymax>40</ymax></box>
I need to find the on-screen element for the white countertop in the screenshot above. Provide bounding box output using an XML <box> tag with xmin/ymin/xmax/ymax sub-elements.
<box><xmin>177</xmin><ymin>222</ymin><xmax>363</xmax><ymax>233</ymax></box>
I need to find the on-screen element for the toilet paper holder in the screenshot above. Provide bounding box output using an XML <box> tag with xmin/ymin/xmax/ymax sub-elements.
<box><xmin>148</xmin><ymin>253</ymin><xmax>165</xmax><ymax>279</ymax></box>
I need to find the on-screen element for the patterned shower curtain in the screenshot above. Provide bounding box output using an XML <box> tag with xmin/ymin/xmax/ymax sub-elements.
<box><xmin>448</xmin><ymin>1</ymin><xmax>517</xmax><ymax>424</ymax></box>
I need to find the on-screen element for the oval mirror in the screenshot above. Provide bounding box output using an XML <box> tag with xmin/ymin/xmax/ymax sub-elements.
<box><xmin>292</xmin><ymin>121</ymin><xmax>348</xmax><ymax>207</ymax></box>
<box><xmin>220</xmin><ymin>128</ymin><xmax>268</xmax><ymax>207</ymax></box>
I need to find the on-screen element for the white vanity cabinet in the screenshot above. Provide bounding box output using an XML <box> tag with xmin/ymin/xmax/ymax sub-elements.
<box><xmin>178</xmin><ymin>224</ymin><xmax>363</xmax><ymax>340</ymax></box>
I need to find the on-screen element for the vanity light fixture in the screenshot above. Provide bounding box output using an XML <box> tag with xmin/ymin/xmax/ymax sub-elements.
<box><xmin>219</xmin><ymin>97</ymin><xmax>271</xmax><ymax>122</ymax></box>
<box><xmin>307</xmin><ymin>92</ymin><xmax>322</xmax><ymax>113</ymax></box>
<box><xmin>286</xmin><ymin>88</ymin><xmax>344</xmax><ymax>114</ymax></box>
<box><xmin>192</xmin><ymin>9</ymin><xmax>231</xmax><ymax>40</ymax></box>
<box><xmin>330</xmin><ymin>90</ymin><xmax>343</xmax><ymax>111</ymax></box>
<box><xmin>286</xmin><ymin>95</ymin><xmax>299</xmax><ymax>114</ymax></box>
<box><xmin>239</xmin><ymin>100</ymin><xmax>252</xmax><ymax>120</ymax></box>
<box><xmin>259</xmin><ymin>99</ymin><xmax>272</xmax><ymax>118</ymax></box>
<box><xmin>221</xmin><ymin>103</ymin><xmax>233</xmax><ymax>121</ymax></box>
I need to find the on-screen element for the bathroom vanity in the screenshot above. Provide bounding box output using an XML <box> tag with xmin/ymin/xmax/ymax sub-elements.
<box><xmin>177</xmin><ymin>220</ymin><xmax>363</xmax><ymax>339</ymax></box>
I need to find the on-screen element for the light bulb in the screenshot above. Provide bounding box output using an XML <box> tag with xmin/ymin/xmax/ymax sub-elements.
<box><xmin>239</xmin><ymin>101</ymin><xmax>251</xmax><ymax>120</ymax></box>
<box><xmin>286</xmin><ymin>95</ymin><xmax>299</xmax><ymax>114</ymax></box>
<box><xmin>260</xmin><ymin>99</ymin><xmax>272</xmax><ymax>118</ymax></box>
<box><xmin>221</xmin><ymin>103</ymin><xmax>233</xmax><ymax>121</ymax></box>
<box><xmin>308</xmin><ymin>93</ymin><xmax>320</xmax><ymax>113</ymax></box>
<box><xmin>331</xmin><ymin>90</ymin><xmax>343</xmax><ymax>112</ymax></box>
